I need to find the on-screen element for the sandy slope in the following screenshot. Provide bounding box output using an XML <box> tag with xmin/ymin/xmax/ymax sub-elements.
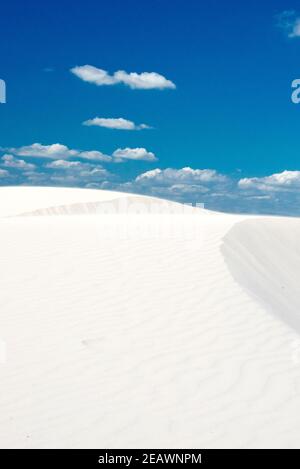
<box><xmin>0</xmin><ymin>187</ymin><xmax>300</xmax><ymax>448</ymax></box>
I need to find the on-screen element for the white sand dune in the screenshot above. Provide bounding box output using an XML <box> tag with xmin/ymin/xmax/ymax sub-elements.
<box><xmin>0</xmin><ymin>186</ymin><xmax>300</xmax><ymax>448</ymax></box>
<box><xmin>222</xmin><ymin>218</ymin><xmax>300</xmax><ymax>334</ymax></box>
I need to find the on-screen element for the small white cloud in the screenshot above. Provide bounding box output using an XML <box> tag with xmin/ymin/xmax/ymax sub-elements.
<box><xmin>1</xmin><ymin>154</ymin><xmax>36</xmax><ymax>170</ymax></box>
<box><xmin>79</xmin><ymin>167</ymin><xmax>110</xmax><ymax>180</ymax></box>
<box><xmin>277</xmin><ymin>10</ymin><xmax>300</xmax><ymax>38</ymax></box>
<box><xmin>70</xmin><ymin>65</ymin><xmax>117</xmax><ymax>85</ymax></box>
<box><xmin>71</xmin><ymin>65</ymin><xmax>176</xmax><ymax>90</ymax></box>
<box><xmin>46</xmin><ymin>160</ymin><xmax>92</xmax><ymax>170</ymax></box>
<box><xmin>45</xmin><ymin>159</ymin><xmax>112</xmax><ymax>186</ymax></box>
<box><xmin>136</xmin><ymin>167</ymin><xmax>227</xmax><ymax>184</ymax></box>
<box><xmin>239</xmin><ymin>170</ymin><xmax>300</xmax><ymax>191</ymax></box>
<box><xmin>79</xmin><ymin>151</ymin><xmax>112</xmax><ymax>162</ymax></box>
<box><xmin>83</xmin><ymin>117</ymin><xmax>150</xmax><ymax>130</ymax></box>
<box><xmin>168</xmin><ymin>184</ymin><xmax>209</xmax><ymax>195</ymax></box>
<box><xmin>113</xmin><ymin>147</ymin><xmax>157</xmax><ymax>162</ymax></box>
<box><xmin>135</xmin><ymin>168</ymin><xmax>162</xmax><ymax>180</ymax></box>
<box><xmin>113</xmin><ymin>70</ymin><xmax>176</xmax><ymax>90</ymax></box>
<box><xmin>6</xmin><ymin>143</ymin><xmax>78</xmax><ymax>159</ymax></box>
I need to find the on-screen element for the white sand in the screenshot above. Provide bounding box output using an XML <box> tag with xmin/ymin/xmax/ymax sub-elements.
<box><xmin>0</xmin><ymin>186</ymin><xmax>300</xmax><ymax>448</ymax></box>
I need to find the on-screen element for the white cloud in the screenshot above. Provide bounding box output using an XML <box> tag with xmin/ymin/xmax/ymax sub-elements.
<box><xmin>79</xmin><ymin>151</ymin><xmax>112</xmax><ymax>162</ymax></box>
<box><xmin>71</xmin><ymin>65</ymin><xmax>176</xmax><ymax>90</ymax></box>
<box><xmin>135</xmin><ymin>168</ymin><xmax>162</xmax><ymax>180</ymax></box>
<box><xmin>136</xmin><ymin>167</ymin><xmax>227</xmax><ymax>184</ymax></box>
<box><xmin>4</xmin><ymin>143</ymin><xmax>113</xmax><ymax>162</ymax></box>
<box><xmin>70</xmin><ymin>66</ymin><xmax>117</xmax><ymax>85</ymax></box>
<box><xmin>46</xmin><ymin>160</ymin><xmax>92</xmax><ymax>170</ymax></box>
<box><xmin>6</xmin><ymin>143</ymin><xmax>78</xmax><ymax>159</ymax></box>
<box><xmin>79</xmin><ymin>167</ymin><xmax>110</xmax><ymax>179</ymax></box>
<box><xmin>113</xmin><ymin>70</ymin><xmax>176</xmax><ymax>90</ymax></box>
<box><xmin>239</xmin><ymin>170</ymin><xmax>300</xmax><ymax>191</ymax></box>
<box><xmin>4</xmin><ymin>144</ymin><xmax>156</xmax><ymax>163</ymax></box>
<box><xmin>113</xmin><ymin>148</ymin><xmax>157</xmax><ymax>162</ymax></box>
<box><xmin>45</xmin><ymin>160</ymin><xmax>111</xmax><ymax>186</ymax></box>
<box><xmin>83</xmin><ymin>117</ymin><xmax>150</xmax><ymax>130</ymax></box>
<box><xmin>167</xmin><ymin>184</ymin><xmax>209</xmax><ymax>195</ymax></box>
<box><xmin>1</xmin><ymin>154</ymin><xmax>36</xmax><ymax>170</ymax></box>
<box><xmin>277</xmin><ymin>10</ymin><xmax>300</xmax><ymax>38</ymax></box>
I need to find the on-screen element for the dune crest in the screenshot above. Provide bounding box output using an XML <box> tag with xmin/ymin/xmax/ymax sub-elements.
<box><xmin>14</xmin><ymin>196</ymin><xmax>205</xmax><ymax>217</ymax></box>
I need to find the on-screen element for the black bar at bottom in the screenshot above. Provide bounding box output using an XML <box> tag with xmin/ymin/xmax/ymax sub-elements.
<box><xmin>0</xmin><ymin>448</ymin><xmax>298</xmax><ymax>465</ymax></box>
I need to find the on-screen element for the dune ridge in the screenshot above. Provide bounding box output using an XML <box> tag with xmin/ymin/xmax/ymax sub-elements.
<box><xmin>222</xmin><ymin>218</ymin><xmax>300</xmax><ymax>333</ymax></box>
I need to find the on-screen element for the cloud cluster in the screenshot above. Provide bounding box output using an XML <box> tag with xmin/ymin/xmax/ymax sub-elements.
<box><xmin>0</xmin><ymin>142</ymin><xmax>158</xmax><ymax>191</ymax></box>
<box><xmin>2</xmin><ymin>155</ymin><xmax>300</xmax><ymax>215</ymax></box>
<box><xmin>235</xmin><ymin>170</ymin><xmax>300</xmax><ymax>216</ymax></box>
<box><xmin>3</xmin><ymin>143</ymin><xmax>156</xmax><ymax>163</ymax></box>
<box><xmin>83</xmin><ymin>117</ymin><xmax>150</xmax><ymax>131</ymax></box>
<box><xmin>128</xmin><ymin>167</ymin><xmax>229</xmax><ymax>201</ymax></box>
<box><xmin>100</xmin><ymin>168</ymin><xmax>300</xmax><ymax>216</ymax></box>
<box><xmin>71</xmin><ymin>65</ymin><xmax>176</xmax><ymax>90</ymax></box>
<box><xmin>0</xmin><ymin>142</ymin><xmax>160</xmax><ymax>191</ymax></box>
<box><xmin>1</xmin><ymin>154</ymin><xmax>36</xmax><ymax>170</ymax></box>
<box><xmin>46</xmin><ymin>159</ymin><xmax>111</xmax><ymax>186</ymax></box>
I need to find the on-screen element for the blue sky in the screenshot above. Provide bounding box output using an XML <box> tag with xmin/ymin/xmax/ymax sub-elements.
<box><xmin>1</xmin><ymin>0</ymin><xmax>300</xmax><ymax>214</ymax></box>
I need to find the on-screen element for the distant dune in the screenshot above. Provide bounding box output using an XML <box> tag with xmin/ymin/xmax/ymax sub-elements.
<box><xmin>0</xmin><ymin>186</ymin><xmax>300</xmax><ymax>448</ymax></box>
